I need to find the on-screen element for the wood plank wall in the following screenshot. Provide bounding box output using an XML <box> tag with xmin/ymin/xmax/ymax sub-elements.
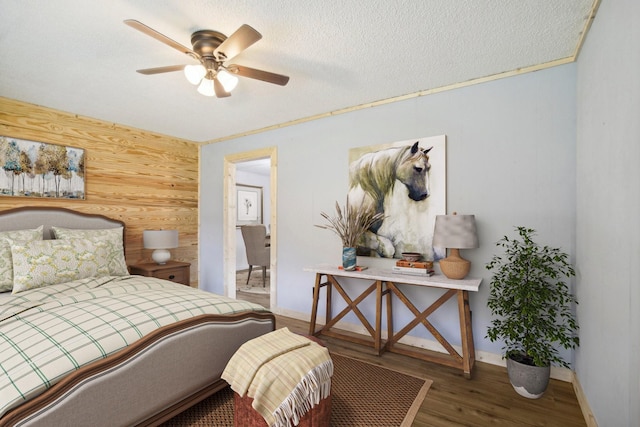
<box><xmin>0</xmin><ymin>97</ymin><xmax>200</xmax><ymax>286</ymax></box>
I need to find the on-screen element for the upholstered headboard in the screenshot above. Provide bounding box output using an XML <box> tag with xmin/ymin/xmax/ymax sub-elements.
<box><xmin>0</xmin><ymin>207</ymin><xmax>125</xmax><ymax>240</ymax></box>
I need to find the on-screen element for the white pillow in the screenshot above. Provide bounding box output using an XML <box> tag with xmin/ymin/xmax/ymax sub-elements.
<box><xmin>0</xmin><ymin>226</ymin><xmax>43</xmax><ymax>292</ymax></box>
<box><xmin>51</xmin><ymin>226</ymin><xmax>128</xmax><ymax>276</ymax></box>
<box><xmin>11</xmin><ymin>238</ymin><xmax>115</xmax><ymax>294</ymax></box>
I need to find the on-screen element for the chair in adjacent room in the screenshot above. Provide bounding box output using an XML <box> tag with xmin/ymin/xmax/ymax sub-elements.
<box><xmin>240</xmin><ymin>225</ymin><xmax>270</xmax><ymax>287</ymax></box>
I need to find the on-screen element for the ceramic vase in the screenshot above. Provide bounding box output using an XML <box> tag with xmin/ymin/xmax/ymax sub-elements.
<box><xmin>342</xmin><ymin>247</ymin><xmax>357</xmax><ymax>271</ymax></box>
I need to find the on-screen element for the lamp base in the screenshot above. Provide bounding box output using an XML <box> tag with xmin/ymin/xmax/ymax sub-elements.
<box><xmin>439</xmin><ymin>248</ymin><xmax>471</xmax><ymax>279</ymax></box>
<box><xmin>151</xmin><ymin>249</ymin><xmax>171</xmax><ymax>265</ymax></box>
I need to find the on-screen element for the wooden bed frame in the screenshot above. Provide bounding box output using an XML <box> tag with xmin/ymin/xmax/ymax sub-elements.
<box><xmin>0</xmin><ymin>206</ymin><xmax>275</xmax><ymax>427</ymax></box>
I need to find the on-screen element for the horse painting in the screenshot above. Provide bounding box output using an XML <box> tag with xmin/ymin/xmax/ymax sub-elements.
<box><xmin>347</xmin><ymin>137</ymin><xmax>446</xmax><ymax>260</ymax></box>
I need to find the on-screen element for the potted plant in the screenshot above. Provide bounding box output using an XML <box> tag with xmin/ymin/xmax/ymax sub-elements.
<box><xmin>485</xmin><ymin>226</ymin><xmax>579</xmax><ymax>399</ymax></box>
<box><xmin>316</xmin><ymin>198</ymin><xmax>384</xmax><ymax>270</ymax></box>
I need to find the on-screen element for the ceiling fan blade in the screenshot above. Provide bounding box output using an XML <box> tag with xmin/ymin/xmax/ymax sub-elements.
<box><xmin>136</xmin><ymin>65</ymin><xmax>186</xmax><ymax>75</ymax></box>
<box><xmin>214</xmin><ymin>24</ymin><xmax>262</xmax><ymax>61</ymax></box>
<box><xmin>229</xmin><ymin>65</ymin><xmax>290</xmax><ymax>86</ymax></box>
<box><xmin>214</xmin><ymin>78</ymin><xmax>231</xmax><ymax>98</ymax></box>
<box><xmin>124</xmin><ymin>19</ymin><xmax>196</xmax><ymax>58</ymax></box>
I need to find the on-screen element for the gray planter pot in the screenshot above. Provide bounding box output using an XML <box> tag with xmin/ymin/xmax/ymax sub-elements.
<box><xmin>506</xmin><ymin>356</ymin><xmax>551</xmax><ymax>399</ymax></box>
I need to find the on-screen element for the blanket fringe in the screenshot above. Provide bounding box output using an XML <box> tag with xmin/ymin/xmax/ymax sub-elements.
<box><xmin>271</xmin><ymin>359</ymin><xmax>334</xmax><ymax>427</ymax></box>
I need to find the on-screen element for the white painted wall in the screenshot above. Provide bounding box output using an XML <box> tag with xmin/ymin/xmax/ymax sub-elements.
<box><xmin>576</xmin><ymin>1</ymin><xmax>640</xmax><ymax>425</ymax></box>
<box><xmin>201</xmin><ymin>64</ymin><xmax>577</xmax><ymax>362</ymax></box>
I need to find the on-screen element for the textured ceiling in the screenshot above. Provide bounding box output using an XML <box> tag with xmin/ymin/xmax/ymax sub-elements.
<box><xmin>0</xmin><ymin>0</ymin><xmax>597</xmax><ymax>143</ymax></box>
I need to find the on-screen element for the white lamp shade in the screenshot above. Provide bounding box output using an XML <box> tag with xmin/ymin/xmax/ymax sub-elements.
<box><xmin>432</xmin><ymin>214</ymin><xmax>479</xmax><ymax>249</ymax></box>
<box><xmin>217</xmin><ymin>69</ymin><xmax>239</xmax><ymax>92</ymax></box>
<box><xmin>197</xmin><ymin>77</ymin><xmax>216</xmax><ymax>96</ymax></box>
<box><xmin>143</xmin><ymin>230</ymin><xmax>179</xmax><ymax>249</ymax></box>
<box><xmin>184</xmin><ymin>64</ymin><xmax>206</xmax><ymax>85</ymax></box>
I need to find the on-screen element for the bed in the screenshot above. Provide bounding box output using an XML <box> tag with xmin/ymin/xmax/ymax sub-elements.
<box><xmin>0</xmin><ymin>206</ymin><xmax>275</xmax><ymax>426</ymax></box>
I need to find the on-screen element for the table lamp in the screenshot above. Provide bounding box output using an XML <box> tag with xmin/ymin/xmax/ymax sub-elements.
<box><xmin>143</xmin><ymin>230</ymin><xmax>179</xmax><ymax>264</ymax></box>
<box><xmin>432</xmin><ymin>213</ymin><xmax>478</xmax><ymax>279</ymax></box>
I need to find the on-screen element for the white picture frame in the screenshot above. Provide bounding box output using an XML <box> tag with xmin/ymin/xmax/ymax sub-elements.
<box><xmin>236</xmin><ymin>183</ymin><xmax>263</xmax><ymax>226</ymax></box>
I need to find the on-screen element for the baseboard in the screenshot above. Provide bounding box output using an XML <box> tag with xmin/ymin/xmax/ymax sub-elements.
<box><xmin>572</xmin><ymin>371</ymin><xmax>599</xmax><ymax>427</ymax></box>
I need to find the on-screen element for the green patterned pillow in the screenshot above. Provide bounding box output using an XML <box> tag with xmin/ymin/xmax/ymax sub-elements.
<box><xmin>0</xmin><ymin>226</ymin><xmax>43</xmax><ymax>292</ymax></box>
<box><xmin>51</xmin><ymin>226</ymin><xmax>128</xmax><ymax>276</ymax></box>
<box><xmin>11</xmin><ymin>238</ymin><xmax>114</xmax><ymax>294</ymax></box>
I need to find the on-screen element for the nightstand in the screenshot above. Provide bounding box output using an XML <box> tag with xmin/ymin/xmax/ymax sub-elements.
<box><xmin>129</xmin><ymin>261</ymin><xmax>191</xmax><ymax>286</ymax></box>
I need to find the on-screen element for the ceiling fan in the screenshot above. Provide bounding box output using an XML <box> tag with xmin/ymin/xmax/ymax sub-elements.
<box><xmin>124</xmin><ymin>19</ymin><xmax>289</xmax><ymax>98</ymax></box>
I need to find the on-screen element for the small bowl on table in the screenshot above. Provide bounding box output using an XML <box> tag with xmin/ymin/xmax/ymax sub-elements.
<box><xmin>401</xmin><ymin>252</ymin><xmax>422</xmax><ymax>262</ymax></box>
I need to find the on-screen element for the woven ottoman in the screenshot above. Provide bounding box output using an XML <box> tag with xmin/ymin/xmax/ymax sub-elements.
<box><xmin>229</xmin><ymin>333</ymin><xmax>332</xmax><ymax>427</ymax></box>
<box><xmin>234</xmin><ymin>392</ymin><xmax>331</xmax><ymax>427</ymax></box>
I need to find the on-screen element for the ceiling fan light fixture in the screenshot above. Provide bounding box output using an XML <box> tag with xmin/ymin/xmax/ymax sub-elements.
<box><xmin>184</xmin><ymin>64</ymin><xmax>206</xmax><ymax>85</ymax></box>
<box><xmin>125</xmin><ymin>20</ymin><xmax>289</xmax><ymax>97</ymax></box>
<box><xmin>197</xmin><ymin>77</ymin><xmax>216</xmax><ymax>96</ymax></box>
<box><xmin>217</xmin><ymin>69</ymin><xmax>239</xmax><ymax>92</ymax></box>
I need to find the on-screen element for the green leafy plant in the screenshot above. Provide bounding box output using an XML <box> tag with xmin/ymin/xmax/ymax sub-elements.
<box><xmin>485</xmin><ymin>226</ymin><xmax>579</xmax><ymax>368</ymax></box>
<box><xmin>315</xmin><ymin>198</ymin><xmax>385</xmax><ymax>248</ymax></box>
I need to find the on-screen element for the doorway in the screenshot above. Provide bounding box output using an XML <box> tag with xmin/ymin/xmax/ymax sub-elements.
<box><xmin>223</xmin><ymin>147</ymin><xmax>276</xmax><ymax>309</ymax></box>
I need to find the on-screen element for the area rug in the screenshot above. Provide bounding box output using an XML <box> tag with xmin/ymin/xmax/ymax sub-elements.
<box><xmin>236</xmin><ymin>269</ymin><xmax>270</xmax><ymax>294</ymax></box>
<box><xmin>162</xmin><ymin>353</ymin><xmax>432</xmax><ymax>427</ymax></box>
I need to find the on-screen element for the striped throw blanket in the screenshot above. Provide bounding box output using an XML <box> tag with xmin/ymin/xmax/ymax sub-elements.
<box><xmin>0</xmin><ymin>275</ymin><xmax>269</xmax><ymax>418</ymax></box>
<box><xmin>222</xmin><ymin>328</ymin><xmax>333</xmax><ymax>427</ymax></box>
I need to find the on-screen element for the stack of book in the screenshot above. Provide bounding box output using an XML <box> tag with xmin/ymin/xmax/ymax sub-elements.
<box><xmin>392</xmin><ymin>260</ymin><xmax>435</xmax><ymax>276</ymax></box>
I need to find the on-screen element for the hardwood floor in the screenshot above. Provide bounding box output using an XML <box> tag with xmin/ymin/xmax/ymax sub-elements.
<box><xmin>235</xmin><ymin>270</ymin><xmax>270</xmax><ymax>308</ymax></box>
<box><xmin>275</xmin><ymin>315</ymin><xmax>587</xmax><ymax>427</ymax></box>
<box><xmin>236</xmin><ymin>289</ymin><xmax>270</xmax><ymax>308</ymax></box>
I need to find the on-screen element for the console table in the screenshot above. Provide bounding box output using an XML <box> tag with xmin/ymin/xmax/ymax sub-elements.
<box><xmin>305</xmin><ymin>264</ymin><xmax>482</xmax><ymax>378</ymax></box>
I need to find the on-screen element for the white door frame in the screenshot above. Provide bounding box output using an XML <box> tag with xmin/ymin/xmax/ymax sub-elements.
<box><xmin>223</xmin><ymin>147</ymin><xmax>277</xmax><ymax>308</ymax></box>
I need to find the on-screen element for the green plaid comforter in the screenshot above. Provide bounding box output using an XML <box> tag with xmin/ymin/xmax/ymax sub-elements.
<box><xmin>0</xmin><ymin>275</ymin><xmax>268</xmax><ymax>418</ymax></box>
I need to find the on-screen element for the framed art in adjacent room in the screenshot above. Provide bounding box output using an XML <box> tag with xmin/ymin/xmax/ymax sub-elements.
<box><xmin>236</xmin><ymin>183</ymin><xmax>263</xmax><ymax>226</ymax></box>
<box><xmin>0</xmin><ymin>136</ymin><xmax>85</xmax><ymax>199</ymax></box>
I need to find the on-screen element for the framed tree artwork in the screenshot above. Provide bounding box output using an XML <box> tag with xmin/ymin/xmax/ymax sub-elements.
<box><xmin>236</xmin><ymin>183</ymin><xmax>263</xmax><ymax>226</ymax></box>
<box><xmin>0</xmin><ymin>136</ymin><xmax>85</xmax><ymax>199</ymax></box>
